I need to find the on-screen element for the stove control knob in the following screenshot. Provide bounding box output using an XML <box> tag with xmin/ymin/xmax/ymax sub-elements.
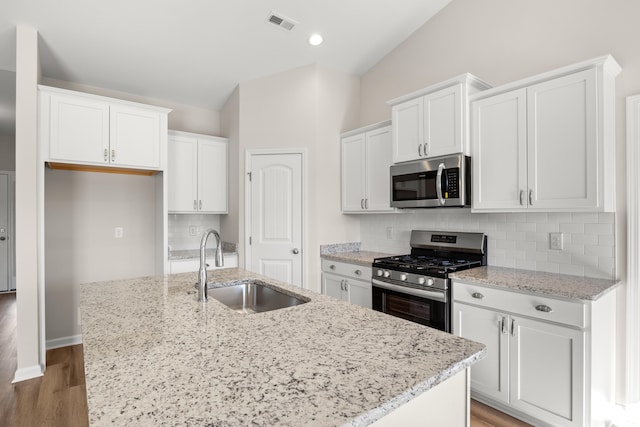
<box><xmin>400</xmin><ymin>274</ymin><xmax>407</xmax><ymax>281</ymax></box>
<box><xmin>376</xmin><ymin>269</ymin><xmax>383</xmax><ymax>277</ymax></box>
<box><xmin>426</xmin><ymin>278</ymin><xmax>435</xmax><ymax>287</ymax></box>
<box><xmin>417</xmin><ymin>277</ymin><xmax>426</xmax><ymax>285</ymax></box>
<box><xmin>383</xmin><ymin>270</ymin><xmax>391</xmax><ymax>278</ymax></box>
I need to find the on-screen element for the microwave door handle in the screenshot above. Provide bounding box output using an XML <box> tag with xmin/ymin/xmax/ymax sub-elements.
<box><xmin>436</xmin><ymin>163</ymin><xmax>445</xmax><ymax>205</ymax></box>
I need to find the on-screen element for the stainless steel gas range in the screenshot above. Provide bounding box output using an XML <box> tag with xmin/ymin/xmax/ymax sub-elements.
<box><xmin>372</xmin><ymin>230</ymin><xmax>487</xmax><ymax>332</ymax></box>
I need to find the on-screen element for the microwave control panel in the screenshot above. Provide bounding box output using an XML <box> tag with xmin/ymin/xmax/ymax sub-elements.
<box><xmin>444</xmin><ymin>168</ymin><xmax>460</xmax><ymax>199</ymax></box>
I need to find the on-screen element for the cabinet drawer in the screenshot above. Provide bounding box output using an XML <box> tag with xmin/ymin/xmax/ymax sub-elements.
<box><xmin>321</xmin><ymin>259</ymin><xmax>372</xmax><ymax>280</ymax></box>
<box><xmin>453</xmin><ymin>281</ymin><xmax>586</xmax><ymax>328</ymax></box>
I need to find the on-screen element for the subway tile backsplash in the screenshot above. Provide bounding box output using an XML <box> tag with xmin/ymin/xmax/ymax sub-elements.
<box><xmin>359</xmin><ymin>210</ymin><xmax>616</xmax><ymax>280</ymax></box>
<box><xmin>168</xmin><ymin>214</ymin><xmax>221</xmax><ymax>251</ymax></box>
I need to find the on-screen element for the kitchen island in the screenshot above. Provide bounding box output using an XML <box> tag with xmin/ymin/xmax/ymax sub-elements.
<box><xmin>80</xmin><ymin>268</ymin><xmax>485</xmax><ymax>426</ymax></box>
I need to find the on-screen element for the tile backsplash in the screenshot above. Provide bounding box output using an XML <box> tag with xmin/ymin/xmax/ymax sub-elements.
<box><xmin>168</xmin><ymin>214</ymin><xmax>221</xmax><ymax>251</ymax></box>
<box><xmin>360</xmin><ymin>210</ymin><xmax>616</xmax><ymax>279</ymax></box>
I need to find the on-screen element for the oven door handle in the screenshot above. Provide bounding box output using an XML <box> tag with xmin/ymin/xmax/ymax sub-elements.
<box><xmin>372</xmin><ymin>278</ymin><xmax>447</xmax><ymax>303</ymax></box>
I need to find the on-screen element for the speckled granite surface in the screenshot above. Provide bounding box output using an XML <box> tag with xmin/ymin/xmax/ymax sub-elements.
<box><xmin>450</xmin><ymin>266</ymin><xmax>620</xmax><ymax>301</ymax></box>
<box><xmin>80</xmin><ymin>268</ymin><xmax>485</xmax><ymax>426</ymax></box>
<box><xmin>321</xmin><ymin>251</ymin><xmax>397</xmax><ymax>267</ymax></box>
<box><xmin>320</xmin><ymin>242</ymin><xmax>362</xmax><ymax>255</ymax></box>
<box><xmin>169</xmin><ymin>248</ymin><xmax>237</xmax><ymax>260</ymax></box>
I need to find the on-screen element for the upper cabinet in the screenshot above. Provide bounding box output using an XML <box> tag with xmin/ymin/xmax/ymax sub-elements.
<box><xmin>471</xmin><ymin>56</ymin><xmax>621</xmax><ymax>212</ymax></box>
<box><xmin>341</xmin><ymin>121</ymin><xmax>394</xmax><ymax>213</ymax></box>
<box><xmin>387</xmin><ymin>74</ymin><xmax>491</xmax><ymax>163</ymax></box>
<box><xmin>39</xmin><ymin>85</ymin><xmax>170</xmax><ymax>171</ymax></box>
<box><xmin>168</xmin><ymin>130</ymin><xmax>228</xmax><ymax>214</ymax></box>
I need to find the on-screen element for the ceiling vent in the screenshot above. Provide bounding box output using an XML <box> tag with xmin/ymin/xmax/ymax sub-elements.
<box><xmin>266</xmin><ymin>12</ymin><xmax>297</xmax><ymax>31</ymax></box>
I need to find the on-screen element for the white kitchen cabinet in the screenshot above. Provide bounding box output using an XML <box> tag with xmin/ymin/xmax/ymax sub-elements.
<box><xmin>341</xmin><ymin>121</ymin><xmax>394</xmax><ymax>213</ymax></box>
<box><xmin>453</xmin><ymin>279</ymin><xmax>615</xmax><ymax>427</ymax></box>
<box><xmin>388</xmin><ymin>74</ymin><xmax>491</xmax><ymax>163</ymax></box>
<box><xmin>471</xmin><ymin>55</ymin><xmax>620</xmax><ymax>212</ymax></box>
<box><xmin>39</xmin><ymin>85</ymin><xmax>169</xmax><ymax>170</ymax></box>
<box><xmin>321</xmin><ymin>259</ymin><xmax>372</xmax><ymax>308</ymax></box>
<box><xmin>168</xmin><ymin>130</ymin><xmax>228</xmax><ymax>214</ymax></box>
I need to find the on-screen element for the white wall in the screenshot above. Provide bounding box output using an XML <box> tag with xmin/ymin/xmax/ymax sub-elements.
<box><xmin>0</xmin><ymin>133</ymin><xmax>15</xmax><ymax>171</ymax></box>
<box><xmin>221</xmin><ymin>64</ymin><xmax>361</xmax><ymax>292</ymax></box>
<box><xmin>14</xmin><ymin>26</ymin><xmax>43</xmax><ymax>381</ymax></box>
<box><xmin>357</xmin><ymin>0</ymin><xmax>640</xmax><ymax>405</ymax></box>
<box><xmin>220</xmin><ymin>87</ymin><xmax>240</xmax><ymax>253</ymax></box>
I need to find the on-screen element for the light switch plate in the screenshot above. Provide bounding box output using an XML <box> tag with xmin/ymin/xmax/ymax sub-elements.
<box><xmin>549</xmin><ymin>232</ymin><xmax>563</xmax><ymax>250</ymax></box>
<box><xmin>115</xmin><ymin>227</ymin><xmax>124</xmax><ymax>239</ymax></box>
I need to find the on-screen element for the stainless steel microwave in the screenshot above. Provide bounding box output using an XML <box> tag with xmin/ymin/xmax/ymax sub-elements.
<box><xmin>390</xmin><ymin>153</ymin><xmax>471</xmax><ymax>208</ymax></box>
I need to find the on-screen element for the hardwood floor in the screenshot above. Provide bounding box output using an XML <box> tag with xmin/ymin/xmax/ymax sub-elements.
<box><xmin>1</xmin><ymin>291</ymin><xmax>530</xmax><ymax>426</ymax></box>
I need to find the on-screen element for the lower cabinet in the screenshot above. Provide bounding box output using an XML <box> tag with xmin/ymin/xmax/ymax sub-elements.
<box><xmin>453</xmin><ymin>280</ymin><xmax>615</xmax><ymax>427</ymax></box>
<box><xmin>321</xmin><ymin>259</ymin><xmax>372</xmax><ymax>308</ymax></box>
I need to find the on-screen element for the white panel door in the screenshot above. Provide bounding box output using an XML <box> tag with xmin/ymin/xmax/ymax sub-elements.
<box><xmin>527</xmin><ymin>68</ymin><xmax>597</xmax><ymax>209</ymax></box>
<box><xmin>424</xmin><ymin>84</ymin><xmax>462</xmax><ymax>157</ymax></box>
<box><xmin>198</xmin><ymin>138</ymin><xmax>228</xmax><ymax>213</ymax></box>
<box><xmin>392</xmin><ymin>97</ymin><xmax>423</xmax><ymax>163</ymax></box>
<box><xmin>168</xmin><ymin>134</ymin><xmax>198</xmax><ymax>212</ymax></box>
<box><xmin>0</xmin><ymin>174</ymin><xmax>8</xmax><ymax>292</ymax></box>
<box><xmin>110</xmin><ymin>104</ymin><xmax>161</xmax><ymax>169</ymax></box>
<box><xmin>365</xmin><ymin>126</ymin><xmax>394</xmax><ymax>212</ymax></box>
<box><xmin>341</xmin><ymin>133</ymin><xmax>366</xmax><ymax>212</ymax></box>
<box><xmin>48</xmin><ymin>92</ymin><xmax>109</xmax><ymax>164</ymax></box>
<box><xmin>472</xmin><ymin>88</ymin><xmax>528</xmax><ymax>211</ymax></box>
<box><xmin>453</xmin><ymin>303</ymin><xmax>509</xmax><ymax>403</ymax></box>
<box><xmin>510</xmin><ymin>316</ymin><xmax>585</xmax><ymax>427</ymax></box>
<box><xmin>249</xmin><ymin>153</ymin><xmax>303</xmax><ymax>286</ymax></box>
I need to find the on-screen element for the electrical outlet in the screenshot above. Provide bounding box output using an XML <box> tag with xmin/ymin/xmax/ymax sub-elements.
<box><xmin>386</xmin><ymin>226</ymin><xmax>394</xmax><ymax>239</ymax></box>
<box><xmin>189</xmin><ymin>226</ymin><xmax>197</xmax><ymax>236</ymax></box>
<box><xmin>549</xmin><ymin>232</ymin><xmax>563</xmax><ymax>250</ymax></box>
<box><xmin>114</xmin><ymin>227</ymin><xmax>124</xmax><ymax>238</ymax></box>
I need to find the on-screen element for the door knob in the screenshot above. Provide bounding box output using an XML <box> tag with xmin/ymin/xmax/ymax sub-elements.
<box><xmin>292</xmin><ymin>248</ymin><xmax>299</xmax><ymax>254</ymax></box>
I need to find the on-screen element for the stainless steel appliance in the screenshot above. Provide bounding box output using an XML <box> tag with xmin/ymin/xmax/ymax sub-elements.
<box><xmin>372</xmin><ymin>230</ymin><xmax>486</xmax><ymax>332</ymax></box>
<box><xmin>390</xmin><ymin>153</ymin><xmax>471</xmax><ymax>208</ymax></box>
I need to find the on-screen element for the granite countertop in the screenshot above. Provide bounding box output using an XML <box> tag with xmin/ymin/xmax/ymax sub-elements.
<box><xmin>450</xmin><ymin>266</ymin><xmax>621</xmax><ymax>301</ymax></box>
<box><xmin>80</xmin><ymin>268</ymin><xmax>485</xmax><ymax>426</ymax></box>
<box><xmin>319</xmin><ymin>242</ymin><xmax>397</xmax><ymax>267</ymax></box>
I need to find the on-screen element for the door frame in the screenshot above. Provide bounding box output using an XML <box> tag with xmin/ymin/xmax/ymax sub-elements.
<box><xmin>244</xmin><ymin>148</ymin><xmax>307</xmax><ymax>287</ymax></box>
<box><xmin>626</xmin><ymin>94</ymin><xmax>640</xmax><ymax>407</ymax></box>
<box><xmin>0</xmin><ymin>170</ymin><xmax>16</xmax><ymax>292</ymax></box>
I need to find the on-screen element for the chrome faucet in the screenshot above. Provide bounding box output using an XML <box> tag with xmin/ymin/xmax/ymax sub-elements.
<box><xmin>198</xmin><ymin>228</ymin><xmax>224</xmax><ymax>302</ymax></box>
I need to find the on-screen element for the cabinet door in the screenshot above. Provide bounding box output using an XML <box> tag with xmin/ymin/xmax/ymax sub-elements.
<box><xmin>345</xmin><ymin>278</ymin><xmax>372</xmax><ymax>309</ymax></box>
<box><xmin>168</xmin><ymin>135</ymin><xmax>198</xmax><ymax>212</ymax></box>
<box><xmin>392</xmin><ymin>97</ymin><xmax>423</xmax><ymax>163</ymax></box>
<box><xmin>341</xmin><ymin>133</ymin><xmax>366</xmax><ymax>212</ymax></box>
<box><xmin>510</xmin><ymin>316</ymin><xmax>584</xmax><ymax>427</ymax></box>
<box><xmin>110</xmin><ymin>104</ymin><xmax>161</xmax><ymax>169</ymax></box>
<box><xmin>471</xmin><ymin>88</ymin><xmax>528</xmax><ymax>211</ymax></box>
<box><xmin>198</xmin><ymin>138</ymin><xmax>228</xmax><ymax>213</ymax></box>
<box><xmin>453</xmin><ymin>303</ymin><xmax>509</xmax><ymax>403</ymax></box>
<box><xmin>322</xmin><ymin>272</ymin><xmax>346</xmax><ymax>301</ymax></box>
<box><xmin>527</xmin><ymin>69</ymin><xmax>597</xmax><ymax>210</ymax></box>
<box><xmin>48</xmin><ymin>92</ymin><xmax>109</xmax><ymax>164</ymax></box>
<box><xmin>424</xmin><ymin>84</ymin><xmax>462</xmax><ymax>157</ymax></box>
<box><xmin>364</xmin><ymin>126</ymin><xmax>393</xmax><ymax>212</ymax></box>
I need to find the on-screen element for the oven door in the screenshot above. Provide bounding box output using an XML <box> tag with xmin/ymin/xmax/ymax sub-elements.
<box><xmin>371</xmin><ymin>278</ymin><xmax>450</xmax><ymax>332</ymax></box>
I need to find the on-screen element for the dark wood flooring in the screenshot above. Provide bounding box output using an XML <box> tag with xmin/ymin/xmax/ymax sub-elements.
<box><xmin>0</xmin><ymin>292</ymin><xmax>530</xmax><ymax>426</ymax></box>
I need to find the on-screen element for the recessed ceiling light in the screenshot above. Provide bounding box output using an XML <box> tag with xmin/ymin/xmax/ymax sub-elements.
<box><xmin>308</xmin><ymin>33</ymin><xmax>324</xmax><ymax>46</ymax></box>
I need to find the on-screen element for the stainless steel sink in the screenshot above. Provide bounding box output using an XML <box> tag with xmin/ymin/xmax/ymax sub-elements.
<box><xmin>207</xmin><ymin>280</ymin><xmax>309</xmax><ymax>314</ymax></box>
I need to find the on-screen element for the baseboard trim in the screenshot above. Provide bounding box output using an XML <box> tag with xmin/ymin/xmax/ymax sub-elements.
<box><xmin>46</xmin><ymin>334</ymin><xmax>83</xmax><ymax>350</ymax></box>
<box><xmin>12</xmin><ymin>365</ymin><xmax>44</xmax><ymax>383</ymax></box>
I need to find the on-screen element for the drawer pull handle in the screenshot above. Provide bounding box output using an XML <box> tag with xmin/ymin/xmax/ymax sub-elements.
<box><xmin>535</xmin><ymin>304</ymin><xmax>553</xmax><ymax>313</ymax></box>
<box><xmin>472</xmin><ymin>292</ymin><xmax>485</xmax><ymax>300</ymax></box>
<box><xmin>355</xmin><ymin>269</ymin><xmax>362</xmax><ymax>276</ymax></box>
<box><xmin>330</xmin><ymin>265</ymin><xmax>336</xmax><ymax>270</ymax></box>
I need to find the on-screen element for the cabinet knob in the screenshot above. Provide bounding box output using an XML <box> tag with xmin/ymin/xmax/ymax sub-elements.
<box><xmin>472</xmin><ymin>292</ymin><xmax>485</xmax><ymax>300</ymax></box>
<box><xmin>329</xmin><ymin>264</ymin><xmax>336</xmax><ymax>270</ymax></box>
<box><xmin>354</xmin><ymin>269</ymin><xmax>361</xmax><ymax>275</ymax></box>
<box><xmin>0</xmin><ymin>236</ymin><xmax>6</xmax><ymax>241</ymax></box>
<box><xmin>535</xmin><ymin>304</ymin><xmax>553</xmax><ymax>313</ymax></box>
